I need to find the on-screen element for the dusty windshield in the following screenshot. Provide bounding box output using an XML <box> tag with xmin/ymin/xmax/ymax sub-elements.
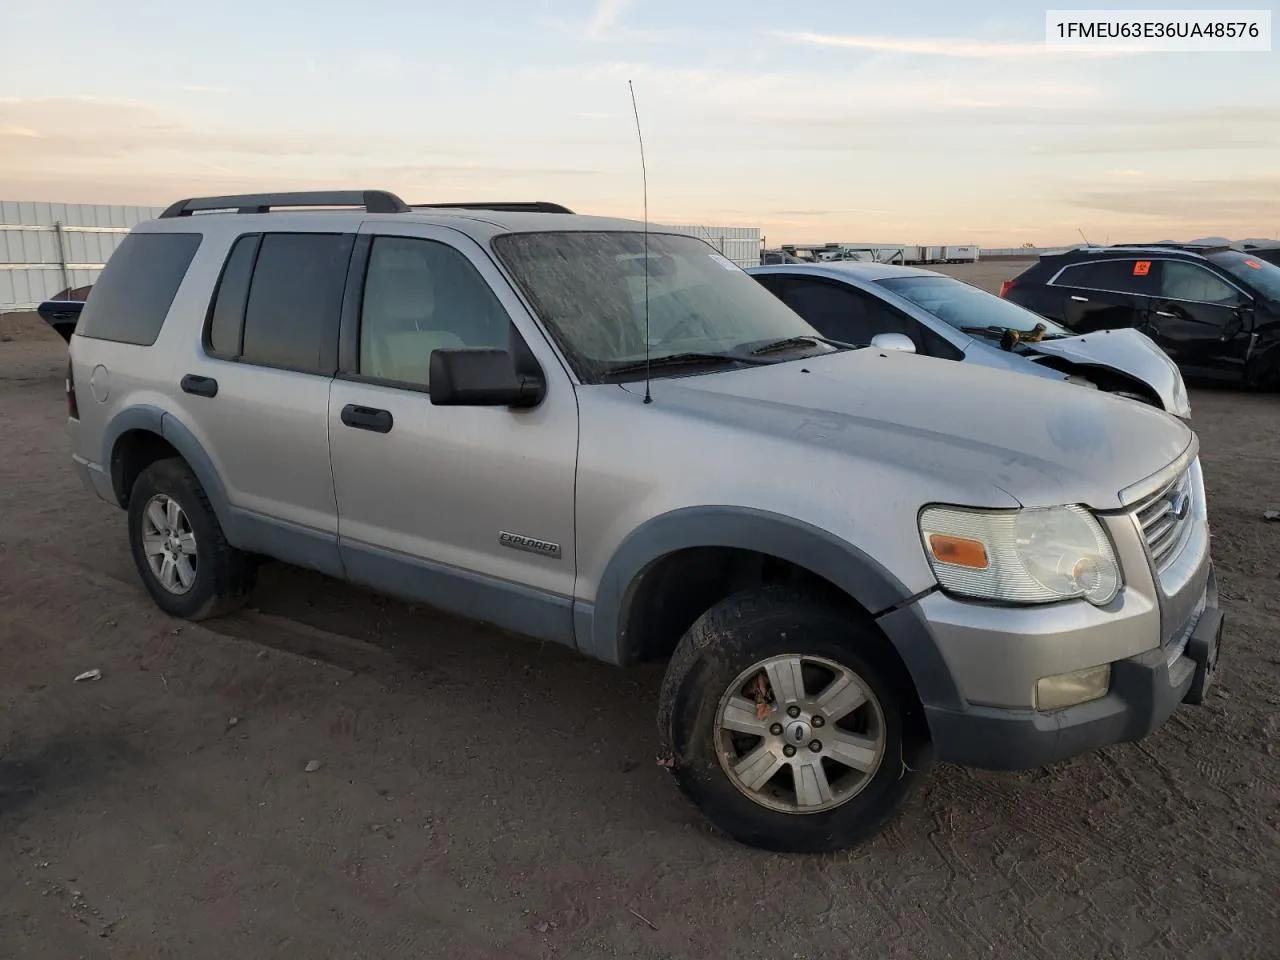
<box><xmin>878</xmin><ymin>274</ymin><xmax>1072</xmax><ymax>338</ymax></box>
<box><xmin>492</xmin><ymin>231</ymin><xmax>838</xmax><ymax>382</ymax></box>
<box><xmin>1211</xmin><ymin>251</ymin><xmax>1280</xmax><ymax>301</ymax></box>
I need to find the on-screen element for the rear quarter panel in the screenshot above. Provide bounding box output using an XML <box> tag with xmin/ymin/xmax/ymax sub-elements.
<box><xmin>69</xmin><ymin>223</ymin><xmax>230</xmax><ymax>493</ymax></box>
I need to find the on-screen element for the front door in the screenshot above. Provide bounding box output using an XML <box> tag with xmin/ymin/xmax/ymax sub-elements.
<box><xmin>1145</xmin><ymin>259</ymin><xmax>1254</xmax><ymax>380</ymax></box>
<box><xmin>326</xmin><ymin>223</ymin><xmax>579</xmax><ymax>646</ymax></box>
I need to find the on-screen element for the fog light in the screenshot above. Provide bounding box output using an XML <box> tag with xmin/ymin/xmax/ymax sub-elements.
<box><xmin>1035</xmin><ymin>664</ymin><xmax>1111</xmax><ymax>711</ymax></box>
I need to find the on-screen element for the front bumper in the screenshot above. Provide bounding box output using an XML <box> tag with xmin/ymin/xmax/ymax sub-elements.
<box><xmin>921</xmin><ymin>564</ymin><xmax>1222</xmax><ymax>771</ymax></box>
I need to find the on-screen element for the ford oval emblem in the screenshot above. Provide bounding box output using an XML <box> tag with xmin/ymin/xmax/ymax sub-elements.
<box><xmin>1167</xmin><ymin>491</ymin><xmax>1191</xmax><ymax>521</ymax></box>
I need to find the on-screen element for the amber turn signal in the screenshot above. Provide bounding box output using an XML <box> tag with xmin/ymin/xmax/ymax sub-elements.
<box><xmin>927</xmin><ymin>534</ymin><xmax>989</xmax><ymax>569</ymax></box>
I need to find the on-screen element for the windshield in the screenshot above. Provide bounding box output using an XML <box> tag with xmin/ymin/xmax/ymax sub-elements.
<box><xmin>1210</xmin><ymin>250</ymin><xmax>1280</xmax><ymax>301</ymax></box>
<box><xmin>492</xmin><ymin>231</ymin><xmax>833</xmax><ymax>382</ymax></box>
<box><xmin>877</xmin><ymin>274</ymin><xmax>1072</xmax><ymax>338</ymax></box>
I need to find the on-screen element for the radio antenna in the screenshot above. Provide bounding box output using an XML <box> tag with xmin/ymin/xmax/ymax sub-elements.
<box><xmin>628</xmin><ymin>79</ymin><xmax>652</xmax><ymax>404</ymax></box>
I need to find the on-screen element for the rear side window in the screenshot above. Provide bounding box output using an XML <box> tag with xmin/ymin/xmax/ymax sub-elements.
<box><xmin>206</xmin><ymin>234</ymin><xmax>260</xmax><ymax>357</ymax></box>
<box><xmin>1052</xmin><ymin>260</ymin><xmax>1158</xmax><ymax>296</ymax></box>
<box><xmin>203</xmin><ymin>232</ymin><xmax>352</xmax><ymax>374</ymax></box>
<box><xmin>76</xmin><ymin>232</ymin><xmax>202</xmax><ymax>345</ymax></box>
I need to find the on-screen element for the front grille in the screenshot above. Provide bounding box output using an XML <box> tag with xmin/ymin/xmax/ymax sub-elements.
<box><xmin>1136</xmin><ymin>468</ymin><xmax>1194</xmax><ymax>571</ymax></box>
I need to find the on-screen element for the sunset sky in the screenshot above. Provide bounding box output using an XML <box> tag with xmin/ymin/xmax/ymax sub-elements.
<box><xmin>1</xmin><ymin>0</ymin><xmax>1277</xmax><ymax>245</ymax></box>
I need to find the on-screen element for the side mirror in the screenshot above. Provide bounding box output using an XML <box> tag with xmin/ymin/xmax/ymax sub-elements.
<box><xmin>428</xmin><ymin>348</ymin><xmax>545</xmax><ymax>408</ymax></box>
<box><xmin>870</xmin><ymin>332</ymin><xmax>916</xmax><ymax>354</ymax></box>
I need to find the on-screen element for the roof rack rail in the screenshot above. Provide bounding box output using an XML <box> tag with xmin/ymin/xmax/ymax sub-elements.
<box><xmin>412</xmin><ymin>201</ymin><xmax>575</xmax><ymax>214</ymax></box>
<box><xmin>1109</xmin><ymin>241</ymin><xmax>1229</xmax><ymax>254</ymax></box>
<box><xmin>158</xmin><ymin>190</ymin><xmax>411</xmax><ymax>218</ymax></box>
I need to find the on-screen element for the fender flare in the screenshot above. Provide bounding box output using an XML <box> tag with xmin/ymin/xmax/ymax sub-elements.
<box><xmin>101</xmin><ymin>405</ymin><xmax>236</xmax><ymax>535</ymax></box>
<box><xmin>586</xmin><ymin>506</ymin><xmax>962</xmax><ymax>709</ymax></box>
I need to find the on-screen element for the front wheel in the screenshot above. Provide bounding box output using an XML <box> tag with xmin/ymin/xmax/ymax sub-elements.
<box><xmin>656</xmin><ymin>586</ymin><xmax>931</xmax><ymax>853</ymax></box>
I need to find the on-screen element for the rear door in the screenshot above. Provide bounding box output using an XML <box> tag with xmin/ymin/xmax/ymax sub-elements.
<box><xmin>1146</xmin><ymin>259</ymin><xmax>1254</xmax><ymax>380</ymax></box>
<box><xmin>1048</xmin><ymin>258</ymin><xmax>1157</xmax><ymax>333</ymax></box>
<box><xmin>173</xmin><ymin>226</ymin><xmax>350</xmax><ymax>577</ymax></box>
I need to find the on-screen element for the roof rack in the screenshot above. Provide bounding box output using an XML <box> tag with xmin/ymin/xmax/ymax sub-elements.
<box><xmin>412</xmin><ymin>201</ymin><xmax>575</xmax><ymax>214</ymax></box>
<box><xmin>158</xmin><ymin>190</ymin><xmax>411</xmax><ymax>218</ymax></box>
<box><xmin>1108</xmin><ymin>241</ymin><xmax>1231</xmax><ymax>255</ymax></box>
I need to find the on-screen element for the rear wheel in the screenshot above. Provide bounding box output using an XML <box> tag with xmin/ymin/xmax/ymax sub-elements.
<box><xmin>656</xmin><ymin>586</ymin><xmax>931</xmax><ymax>853</ymax></box>
<box><xmin>127</xmin><ymin>458</ymin><xmax>256</xmax><ymax>620</ymax></box>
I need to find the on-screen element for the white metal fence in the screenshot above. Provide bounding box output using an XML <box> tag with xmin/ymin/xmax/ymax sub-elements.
<box><xmin>0</xmin><ymin>201</ymin><xmax>164</xmax><ymax>311</ymax></box>
<box><xmin>0</xmin><ymin>204</ymin><xmax>765</xmax><ymax>310</ymax></box>
<box><xmin>658</xmin><ymin>224</ymin><xmax>762</xmax><ymax>267</ymax></box>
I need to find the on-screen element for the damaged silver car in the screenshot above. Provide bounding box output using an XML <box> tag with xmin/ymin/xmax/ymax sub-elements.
<box><xmin>747</xmin><ymin>262</ymin><xmax>1191</xmax><ymax>419</ymax></box>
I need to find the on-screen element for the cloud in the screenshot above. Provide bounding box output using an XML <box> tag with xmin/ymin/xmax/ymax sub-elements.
<box><xmin>1024</xmin><ymin>105</ymin><xmax>1280</xmax><ymax>155</ymax></box>
<box><xmin>525</xmin><ymin>61</ymin><xmax>1100</xmax><ymax>125</ymax></box>
<box><xmin>770</xmin><ymin>30</ymin><xmax>1135</xmax><ymax>59</ymax></box>
<box><xmin>555</xmin><ymin>0</ymin><xmax>683</xmax><ymax>43</ymax></box>
<box><xmin>586</xmin><ymin>0</ymin><xmax>632</xmax><ymax>38</ymax></box>
<box><xmin>1066</xmin><ymin>176</ymin><xmax>1280</xmax><ymax>227</ymax></box>
<box><xmin>0</xmin><ymin>97</ymin><xmax>608</xmax><ymax>205</ymax></box>
<box><xmin>181</xmin><ymin>85</ymin><xmax>232</xmax><ymax>94</ymax></box>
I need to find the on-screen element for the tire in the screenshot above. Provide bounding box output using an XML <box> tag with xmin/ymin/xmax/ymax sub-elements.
<box><xmin>127</xmin><ymin>457</ymin><xmax>256</xmax><ymax>620</ymax></box>
<box><xmin>656</xmin><ymin>585</ymin><xmax>932</xmax><ymax>854</ymax></box>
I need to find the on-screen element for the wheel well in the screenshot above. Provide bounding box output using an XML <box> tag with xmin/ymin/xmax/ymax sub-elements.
<box><xmin>622</xmin><ymin>547</ymin><xmax>928</xmax><ymax>740</ymax></box>
<box><xmin>623</xmin><ymin>547</ymin><xmax>885</xmax><ymax>663</ymax></box>
<box><xmin>1032</xmin><ymin>357</ymin><xmax>1164</xmax><ymax>409</ymax></box>
<box><xmin>111</xmin><ymin>429</ymin><xmax>181</xmax><ymax>507</ymax></box>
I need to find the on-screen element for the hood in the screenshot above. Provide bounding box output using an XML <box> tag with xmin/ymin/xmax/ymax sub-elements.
<box><xmin>1022</xmin><ymin>328</ymin><xmax>1190</xmax><ymax>418</ymax></box>
<box><xmin>645</xmin><ymin>348</ymin><xmax>1194</xmax><ymax>511</ymax></box>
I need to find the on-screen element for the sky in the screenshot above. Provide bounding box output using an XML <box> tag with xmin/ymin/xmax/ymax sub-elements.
<box><xmin>1</xmin><ymin>0</ymin><xmax>1278</xmax><ymax>245</ymax></box>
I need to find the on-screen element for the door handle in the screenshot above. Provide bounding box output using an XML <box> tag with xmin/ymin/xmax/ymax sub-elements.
<box><xmin>1155</xmin><ymin>310</ymin><xmax>1177</xmax><ymax>318</ymax></box>
<box><xmin>180</xmin><ymin>374</ymin><xmax>218</xmax><ymax>398</ymax></box>
<box><xmin>340</xmin><ymin>404</ymin><xmax>393</xmax><ymax>434</ymax></box>
<box><xmin>1069</xmin><ymin>295</ymin><xmax>1089</xmax><ymax>302</ymax></box>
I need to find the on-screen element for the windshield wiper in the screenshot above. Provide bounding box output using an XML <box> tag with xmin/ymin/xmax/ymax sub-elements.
<box><xmin>748</xmin><ymin>335</ymin><xmax>858</xmax><ymax>356</ymax></box>
<box><xmin>602</xmin><ymin>351</ymin><xmax>776</xmax><ymax>379</ymax></box>
<box><xmin>960</xmin><ymin>324</ymin><xmax>1067</xmax><ymax>342</ymax></box>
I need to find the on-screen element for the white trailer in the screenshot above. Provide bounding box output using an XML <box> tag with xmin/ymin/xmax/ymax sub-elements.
<box><xmin>941</xmin><ymin>245</ymin><xmax>980</xmax><ymax>263</ymax></box>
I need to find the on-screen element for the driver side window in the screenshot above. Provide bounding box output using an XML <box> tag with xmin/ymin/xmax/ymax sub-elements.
<box><xmin>780</xmin><ymin>278</ymin><xmax>898</xmax><ymax>344</ymax></box>
<box><xmin>359</xmin><ymin>236</ymin><xmax>511</xmax><ymax>387</ymax></box>
<box><xmin>1159</xmin><ymin>261</ymin><xmax>1240</xmax><ymax>305</ymax></box>
<box><xmin>777</xmin><ymin>277</ymin><xmax>960</xmax><ymax>359</ymax></box>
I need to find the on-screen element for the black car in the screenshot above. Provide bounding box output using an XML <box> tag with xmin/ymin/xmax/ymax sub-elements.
<box><xmin>1001</xmin><ymin>243</ymin><xmax>1280</xmax><ymax>387</ymax></box>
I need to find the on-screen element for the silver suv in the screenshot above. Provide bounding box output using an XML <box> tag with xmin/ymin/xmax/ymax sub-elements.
<box><xmin>66</xmin><ymin>190</ymin><xmax>1224</xmax><ymax>853</ymax></box>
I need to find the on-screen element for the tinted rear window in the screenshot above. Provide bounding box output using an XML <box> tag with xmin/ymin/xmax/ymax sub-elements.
<box><xmin>240</xmin><ymin>233</ymin><xmax>352</xmax><ymax>372</ymax></box>
<box><xmin>1052</xmin><ymin>259</ymin><xmax>1158</xmax><ymax>296</ymax></box>
<box><xmin>76</xmin><ymin>232</ymin><xmax>202</xmax><ymax>345</ymax></box>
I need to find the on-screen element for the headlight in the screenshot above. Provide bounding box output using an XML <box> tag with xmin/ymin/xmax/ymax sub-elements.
<box><xmin>1170</xmin><ymin>373</ymin><xmax>1191</xmax><ymax>419</ymax></box>
<box><xmin>919</xmin><ymin>504</ymin><xmax>1121</xmax><ymax>606</ymax></box>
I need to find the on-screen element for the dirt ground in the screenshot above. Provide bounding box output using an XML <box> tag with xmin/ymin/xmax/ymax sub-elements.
<box><xmin>2</xmin><ymin>279</ymin><xmax>1279</xmax><ymax>959</ymax></box>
